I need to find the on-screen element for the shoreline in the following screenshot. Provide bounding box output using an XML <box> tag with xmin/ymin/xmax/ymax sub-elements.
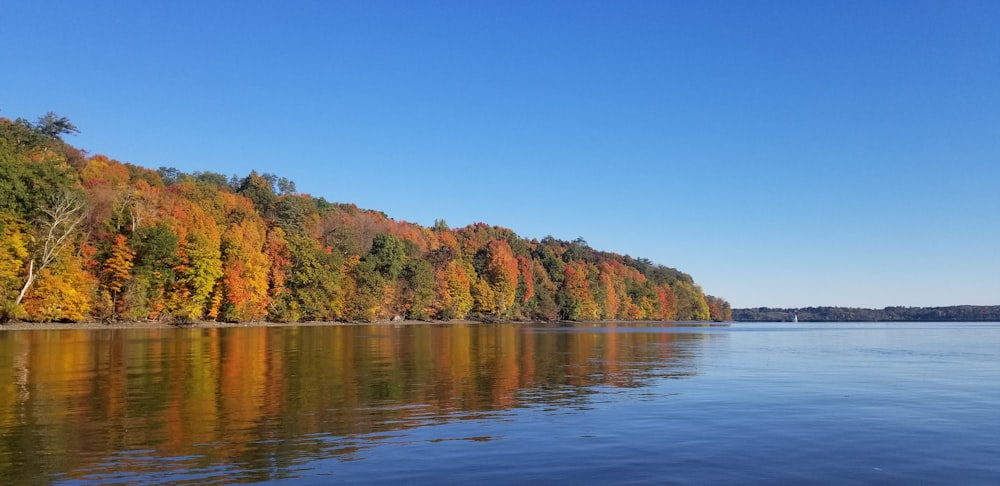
<box><xmin>0</xmin><ymin>318</ymin><xmax>728</xmax><ymax>331</ymax></box>
<box><xmin>0</xmin><ymin>319</ymin><xmax>493</xmax><ymax>331</ymax></box>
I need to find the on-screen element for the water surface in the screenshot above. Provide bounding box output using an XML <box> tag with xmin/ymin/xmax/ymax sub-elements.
<box><xmin>1</xmin><ymin>322</ymin><xmax>997</xmax><ymax>484</ymax></box>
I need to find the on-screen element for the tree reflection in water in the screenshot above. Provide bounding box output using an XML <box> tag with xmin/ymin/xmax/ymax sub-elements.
<box><xmin>0</xmin><ymin>323</ymin><xmax>715</xmax><ymax>483</ymax></box>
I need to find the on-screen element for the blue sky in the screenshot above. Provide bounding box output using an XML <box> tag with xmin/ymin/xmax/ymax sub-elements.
<box><xmin>2</xmin><ymin>1</ymin><xmax>998</xmax><ymax>308</ymax></box>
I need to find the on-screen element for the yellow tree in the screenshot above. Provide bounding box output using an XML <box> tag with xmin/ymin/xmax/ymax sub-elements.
<box><xmin>597</xmin><ymin>262</ymin><xmax>620</xmax><ymax>319</ymax></box>
<box><xmin>15</xmin><ymin>192</ymin><xmax>86</xmax><ymax>306</ymax></box>
<box><xmin>672</xmin><ymin>281</ymin><xmax>710</xmax><ymax>321</ymax></box>
<box><xmin>471</xmin><ymin>274</ymin><xmax>496</xmax><ymax>315</ymax></box>
<box><xmin>0</xmin><ymin>216</ymin><xmax>29</xmax><ymax>320</ymax></box>
<box><xmin>101</xmin><ymin>233</ymin><xmax>135</xmax><ymax>316</ymax></box>
<box><xmin>218</xmin><ymin>219</ymin><xmax>270</xmax><ymax>322</ymax></box>
<box><xmin>22</xmin><ymin>253</ymin><xmax>96</xmax><ymax>322</ymax></box>
<box><xmin>80</xmin><ymin>155</ymin><xmax>129</xmax><ymax>188</ymax></box>
<box><xmin>559</xmin><ymin>261</ymin><xmax>599</xmax><ymax>321</ymax></box>
<box><xmin>434</xmin><ymin>260</ymin><xmax>474</xmax><ymax>319</ymax></box>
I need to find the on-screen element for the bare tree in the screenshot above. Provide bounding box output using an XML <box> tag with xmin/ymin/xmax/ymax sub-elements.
<box><xmin>15</xmin><ymin>193</ymin><xmax>85</xmax><ymax>305</ymax></box>
<box><xmin>114</xmin><ymin>189</ymin><xmax>144</xmax><ymax>232</ymax></box>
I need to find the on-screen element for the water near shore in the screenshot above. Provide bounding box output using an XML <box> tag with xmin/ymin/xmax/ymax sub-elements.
<box><xmin>1</xmin><ymin>322</ymin><xmax>998</xmax><ymax>484</ymax></box>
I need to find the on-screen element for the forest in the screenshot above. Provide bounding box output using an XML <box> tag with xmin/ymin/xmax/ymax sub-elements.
<box><xmin>733</xmin><ymin>306</ymin><xmax>1000</xmax><ymax>322</ymax></box>
<box><xmin>0</xmin><ymin>112</ymin><xmax>731</xmax><ymax>324</ymax></box>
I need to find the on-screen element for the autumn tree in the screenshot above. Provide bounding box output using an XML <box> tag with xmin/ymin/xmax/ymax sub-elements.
<box><xmin>597</xmin><ymin>263</ymin><xmax>620</xmax><ymax>319</ymax></box>
<box><xmin>22</xmin><ymin>253</ymin><xmax>94</xmax><ymax>322</ymax></box>
<box><xmin>558</xmin><ymin>261</ymin><xmax>600</xmax><ymax>321</ymax></box>
<box><xmin>218</xmin><ymin>218</ymin><xmax>271</xmax><ymax>322</ymax></box>
<box><xmin>434</xmin><ymin>260</ymin><xmax>474</xmax><ymax>319</ymax></box>
<box><xmin>16</xmin><ymin>192</ymin><xmax>86</xmax><ymax>306</ymax></box>
<box><xmin>263</xmin><ymin>227</ymin><xmax>294</xmax><ymax>321</ymax></box>
<box><xmin>0</xmin><ymin>215</ymin><xmax>29</xmax><ymax>321</ymax></box>
<box><xmin>100</xmin><ymin>233</ymin><xmax>135</xmax><ymax>317</ymax></box>
<box><xmin>482</xmin><ymin>240</ymin><xmax>519</xmax><ymax>317</ymax></box>
<box><xmin>155</xmin><ymin>185</ymin><xmax>224</xmax><ymax>322</ymax></box>
<box><xmin>672</xmin><ymin>281</ymin><xmax>710</xmax><ymax>321</ymax></box>
<box><xmin>706</xmin><ymin>295</ymin><xmax>733</xmax><ymax>321</ymax></box>
<box><xmin>514</xmin><ymin>255</ymin><xmax>534</xmax><ymax>318</ymax></box>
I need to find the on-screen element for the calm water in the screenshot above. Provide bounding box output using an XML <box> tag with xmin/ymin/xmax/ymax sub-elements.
<box><xmin>1</xmin><ymin>322</ymin><xmax>998</xmax><ymax>484</ymax></box>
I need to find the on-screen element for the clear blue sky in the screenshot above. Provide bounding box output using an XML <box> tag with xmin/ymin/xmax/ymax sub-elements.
<box><xmin>3</xmin><ymin>1</ymin><xmax>998</xmax><ymax>308</ymax></box>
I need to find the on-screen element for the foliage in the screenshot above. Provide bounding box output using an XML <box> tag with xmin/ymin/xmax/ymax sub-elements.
<box><xmin>433</xmin><ymin>260</ymin><xmax>473</xmax><ymax>319</ymax></box>
<box><xmin>283</xmin><ymin>234</ymin><xmax>343</xmax><ymax>321</ymax></box>
<box><xmin>22</xmin><ymin>254</ymin><xmax>95</xmax><ymax>322</ymax></box>
<box><xmin>237</xmin><ymin>171</ymin><xmax>278</xmax><ymax>216</ymax></box>
<box><xmin>482</xmin><ymin>240</ymin><xmax>518</xmax><ymax>317</ymax></box>
<box><xmin>401</xmin><ymin>258</ymin><xmax>434</xmax><ymax>320</ymax></box>
<box><xmin>34</xmin><ymin>112</ymin><xmax>79</xmax><ymax>139</ymax></box>
<box><xmin>0</xmin><ymin>215</ymin><xmax>29</xmax><ymax>321</ymax></box>
<box><xmin>0</xmin><ymin>110</ymin><xmax>728</xmax><ymax>324</ymax></box>
<box><xmin>101</xmin><ymin>233</ymin><xmax>135</xmax><ymax>316</ymax></box>
<box><xmin>218</xmin><ymin>216</ymin><xmax>271</xmax><ymax>322</ymax></box>
<box><xmin>0</xmin><ymin>125</ymin><xmax>80</xmax><ymax>220</ymax></box>
<box><xmin>365</xmin><ymin>233</ymin><xmax>405</xmax><ymax>280</ymax></box>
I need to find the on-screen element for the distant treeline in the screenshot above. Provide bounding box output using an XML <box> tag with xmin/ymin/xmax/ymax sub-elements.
<box><xmin>1</xmin><ymin>111</ymin><xmax>731</xmax><ymax>324</ymax></box>
<box><xmin>733</xmin><ymin>306</ymin><xmax>1000</xmax><ymax>322</ymax></box>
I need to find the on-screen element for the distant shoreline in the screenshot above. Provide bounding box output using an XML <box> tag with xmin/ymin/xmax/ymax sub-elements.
<box><xmin>733</xmin><ymin>305</ymin><xmax>1000</xmax><ymax>322</ymax></box>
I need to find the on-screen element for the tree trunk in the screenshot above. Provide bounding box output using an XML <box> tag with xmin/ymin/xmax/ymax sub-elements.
<box><xmin>15</xmin><ymin>259</ymin><xmax>35</xmax><ymax>306</ymax></box>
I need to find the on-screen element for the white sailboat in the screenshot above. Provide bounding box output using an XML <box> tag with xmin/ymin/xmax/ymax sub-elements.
<box><xmin>793</xmin><ymin>314</ymin><xmax>798</xmax><ymax>323</ymax></box>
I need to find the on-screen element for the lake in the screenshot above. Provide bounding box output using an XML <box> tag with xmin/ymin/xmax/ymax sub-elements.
<box><xmin>1</xmin><ymin>322</ymin><xmax>998</xmax><ymax>484</ymax></box>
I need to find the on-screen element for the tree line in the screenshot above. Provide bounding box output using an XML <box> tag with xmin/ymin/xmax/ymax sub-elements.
<box><xmin>733</xmin><ymin>306</ymin><xmax>1000</xmax><ymax>322</ymax></box>
<box><xmin>0</xmin><ymin>112</ymin><xmax>731</xmax><ymax>324</ymax></box>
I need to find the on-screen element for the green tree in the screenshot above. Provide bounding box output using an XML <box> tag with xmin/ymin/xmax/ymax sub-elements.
<box><xmin>125</xmin><ymin>224</ymin><xmax>180</xmax><ymax>319</ymax></box>
<box><xmin>432</xmin><ymin>219</ymin><xmax>450</xmax><ymax>232</ymax></box>
<box><xmin>672</xmin><ymin>281</ymin><xmax>710</xmax><ymax>321</ymax></box>
<box><xmin>365</xmin><ymin>233</ymin><xmax>405</xmax><ymax>280</ymax></box>
<box><xmin>0</xmin><ymin>136</ymin><xmax>80</xmax><ymax>220</ymax></box>
<box><xmin>273</xmin><ymin>194</ymin><xmax>319</xmax><ymax>235</ymax></box>
<box><xmin>237</xmin><ymin>171</ymin><xmax>278</xmax><ymax>216</ymax></box>
<box><xmin>347</xmin><ymin>258</ymin><xmax>383</xmax><ymax>321</ymax></box>
<box><xmin>193</xmin><ymin>171</ymin><xmax>232</xmax><ymax>190</ymax></box>
<box><xmin>284</xmin><ymin>234</ymin><xmax>343</xmax><ymax>321</ymax></box>
<box><xmin>34</xmin><ymin>112</ymin><xmax>78</xmax><ymax>139</ymax></box>
<box><xmin>401</xmin><ymin>258</ymin><xmax>434</xmax><ymax>320</ymax></box>
<box><xmin>0</xmin><ymin>117</ymin><xmax>45</xmax><ymax>150</ymax></box>
<box><xmin>527</xmin><ymin>259</ymin><xmax>559</xmax><ymax>320</ymax></box>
